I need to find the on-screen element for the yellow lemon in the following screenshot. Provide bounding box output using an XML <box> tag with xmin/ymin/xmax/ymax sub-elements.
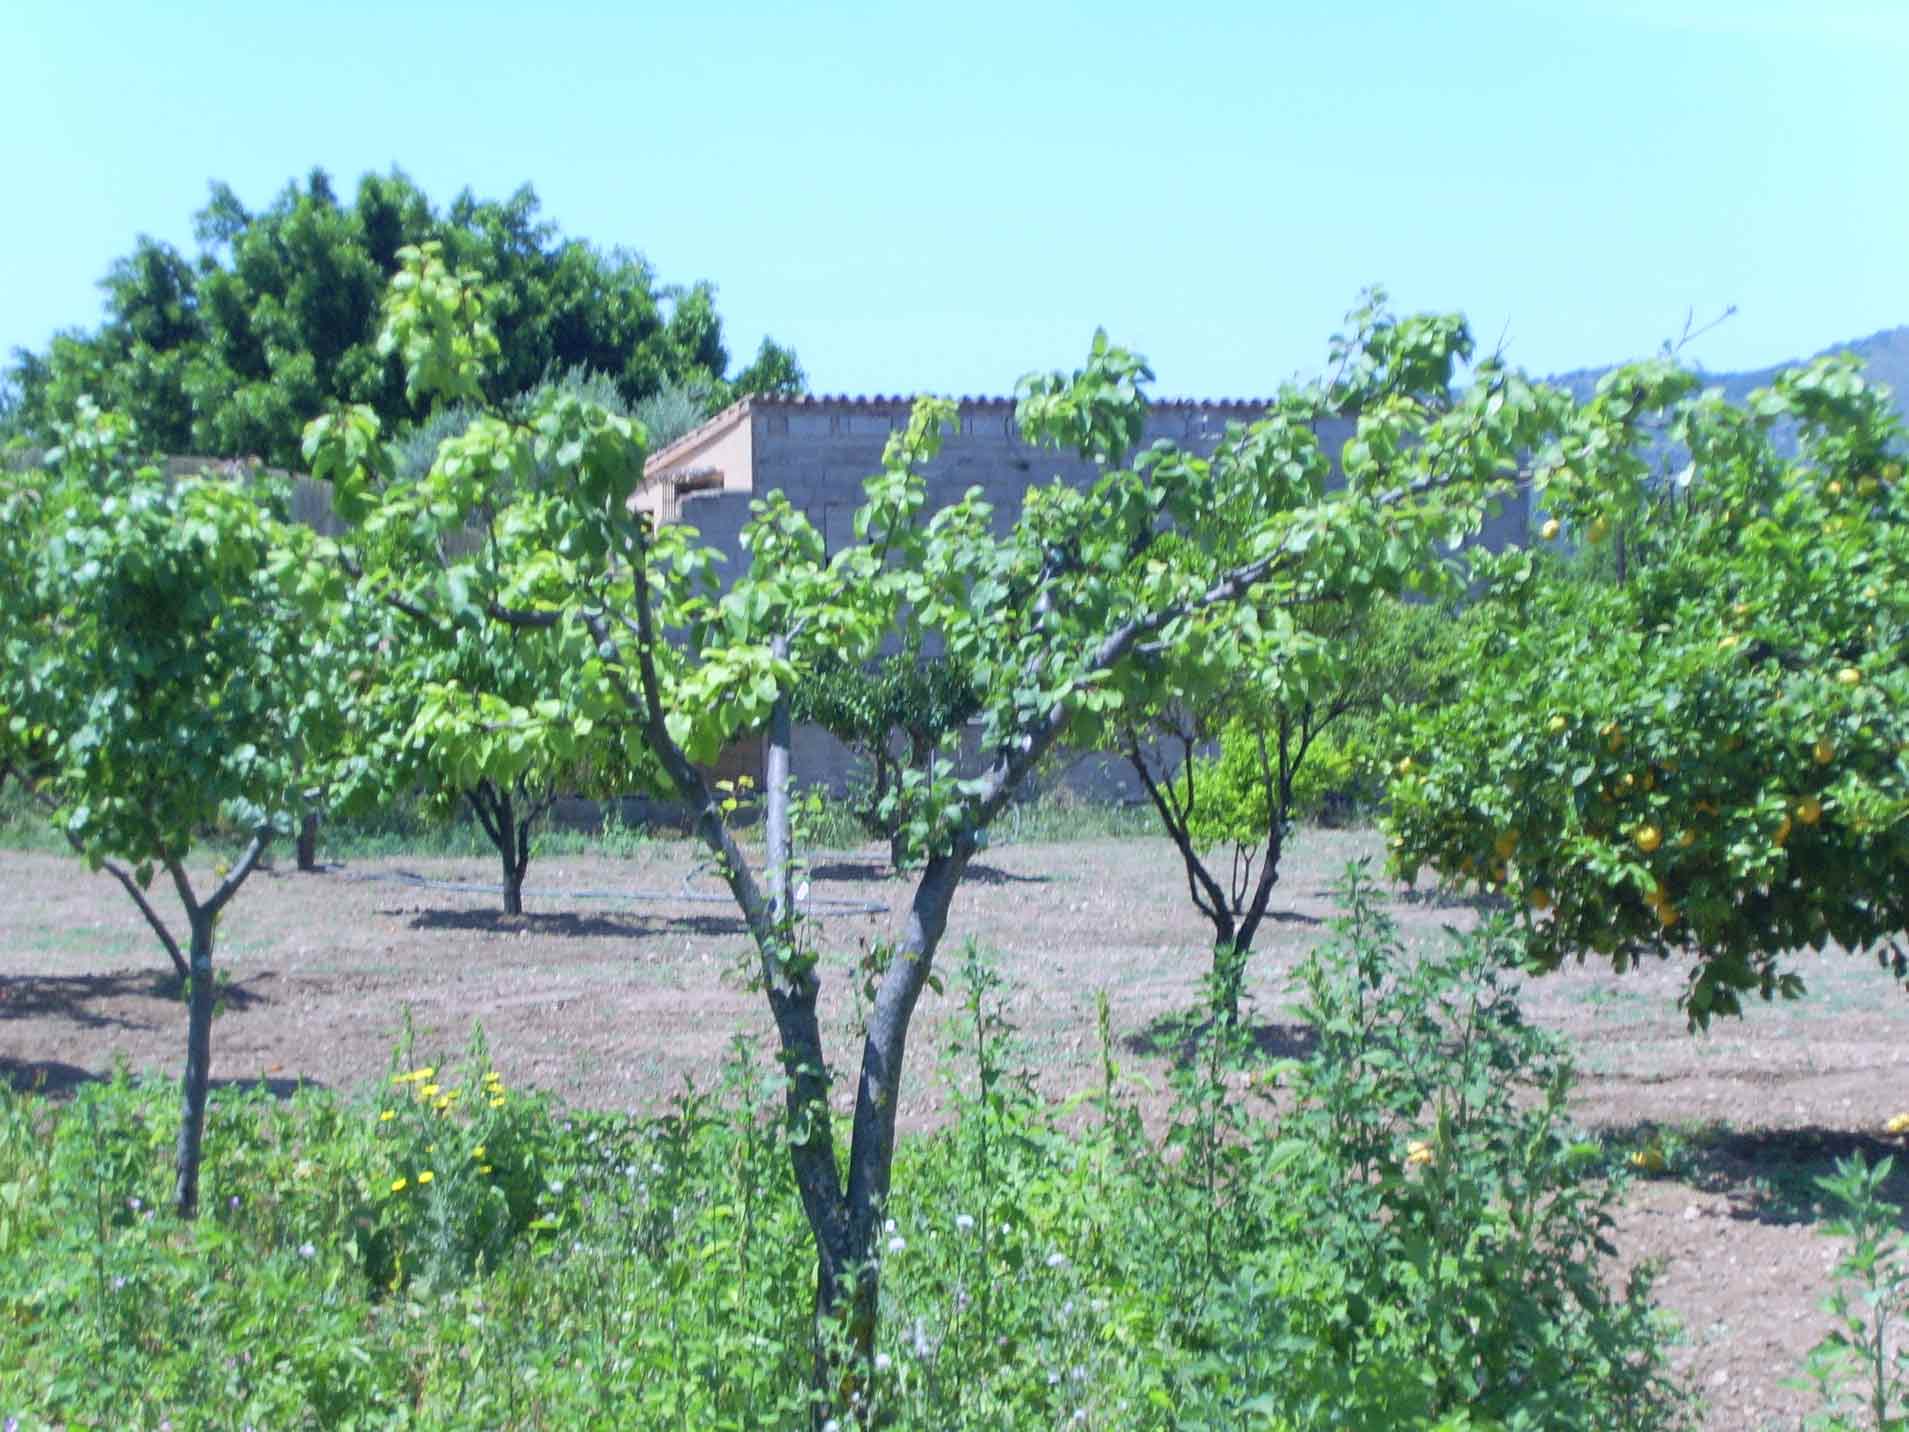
<box><xmin>1540</xmin><ymin>517</ymin><xmax>1562</xmax><ymax>541</ymax></box>
<box><xmin>1588</xmin><ymin>516</ymin><xmax>1611</xmax><ymax>543</ymax></box>
<box><xmin>1837</xmin><ymin>667</ymin><xmax>1863</xmax><ymax>687</ymax></box>
<box><xmin>1636</xmin><ymin>824</ymin><xmax>1663</xmax><ymax>854</ymax></box>
<box><xmin>1774</xmin><ymin>815</ymin><xmax>1793</xmax><ymax>847</ymax></box>
<box><xmin>1795</xmin><ymin>796</ymin><xmax>1823</xmax><ymax>826</ymax></box>
<box><xmin>1814</xmin><ymin>740</ymin><xmax>1836</xmax><ymax>765</ymax></box>
<box><xmin>1548</xmin><ymin>714</ymin><xmax>1569</xmax><ymax>735</ymax></box>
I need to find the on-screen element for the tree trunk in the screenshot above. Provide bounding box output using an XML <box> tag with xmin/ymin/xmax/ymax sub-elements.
<box><xmin>295</xmin><ymin>809</ymin><xmax>319</xmax><ymax>872</ymax></box>
<box><xmin>468</xmin><ymin>782</ymin><xmax>525</xmax><ymax>915</ymax></box>
<box><xmin>175</xmin><ymin>913</ymin><xmax>215</xmax><ymax>1218</ymax></box>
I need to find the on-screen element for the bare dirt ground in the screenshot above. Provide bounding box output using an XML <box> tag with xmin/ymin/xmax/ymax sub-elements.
<box><xmin>5</xmin><ymin>827</ymin><xmax>1908</xmax><ymax>1429</ymax></box>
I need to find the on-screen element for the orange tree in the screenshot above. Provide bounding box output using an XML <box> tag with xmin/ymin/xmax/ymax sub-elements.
<box><xmin>1385</xmin><ymin>355</ymin><xmax>1909</xmax><ymax>1026</ymax></box>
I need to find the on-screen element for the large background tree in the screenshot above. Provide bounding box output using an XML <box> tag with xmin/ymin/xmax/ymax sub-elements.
<box><xmin>4</xmin><ymin>167</ymin><xmax>804</xmax><ymax>466</ymax></box>
<box><xmin>1385</xmin><ymin>355</ymin><xmax>1909</xmax><ymax>1025</ymax></box>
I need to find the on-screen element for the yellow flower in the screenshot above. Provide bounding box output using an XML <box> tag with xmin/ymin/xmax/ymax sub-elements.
<box><xmin>418</xmin><ymin>1170</ymin><xmax>435</xmax><ymax>1185</ymax></box>
<box><xmin>478</xmin><ymin>1165</ymin><xmax>494</xmax><ymax>1175</ymax></box>
<box><xmin>379</xmin><ymin>1110</ymin><xmax>397</xmax><ymax>1123</ymax></box>
<box><xmin>419</xmin><ymin>1084</ymin><xmax>441</xmax><ymax>1099</ymax></box>
<box><xmin>391</xmin><ymin>1177</ymin><xmax>408</xmax><ymax>1193</ymax></box>
<box><xmin>471</xmin><ymin>1146</ymin><xmax>486</xmax><ymax>1160</ymax></box>
<box><xmin>1885</xmin><ymin>1112</ymin><xmax>1909</xmax><ymax>1136</ymax></box>
<box><xmin>1405</xmin><ymin>1140</ymin><xmax>1435</xmax><ymax>1167</ymax></box>
<box><xmin>391</xmin><ymin>1067</ymin><xmax>434</xmax><ymax>1085</ymax></box>
<box><xmin>489</xmin><ymin>1096</ymin><xmax>506</xmax><ymax>1108</ymax></box>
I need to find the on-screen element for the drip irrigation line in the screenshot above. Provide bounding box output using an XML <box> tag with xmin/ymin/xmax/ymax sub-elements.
<box><xmin>339</xmin><ymin>867</ymin><xmax>889</xmax><ymax>917</ymax></box>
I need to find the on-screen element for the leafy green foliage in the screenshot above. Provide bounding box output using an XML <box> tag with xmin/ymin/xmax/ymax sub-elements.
<box><xmin>0</xmin><ymin>405</ymin><xmax>350</xmax><ymax>1213</ymax></box>
<box><xmin>790</xmin><ymin>644</ymin><xmax>981</xmax><ymax>866</ymax></box>
<box><xmin>4</xmin><ymin>168</ymin><xmax>802</xmax><ymax>465</ymax></box>
<box><xmin>1795</xmin><ymin>1152</ymin><xmax>1909</xmax><ymax>1430</ymax></box>
<box><xmin>0</xmin><ymin>409</ymin><xmax>341</xmax><ymax>869</ymax></box>
<box><xmin>1386</xmin><ymin>356</ymin><xmax>1909</xmax><ymax>1025</ymax></box>
<box><xmin>0</xmin><ymin>894</ymin><xmax>1688</xmax><ymax>1429</ymax></box>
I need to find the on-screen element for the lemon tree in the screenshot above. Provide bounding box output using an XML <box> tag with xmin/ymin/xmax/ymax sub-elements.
<box><xmin>1386</xmin><ymin>355</ymin><xmax>1909</xmax><ymax>1026</ymax></box>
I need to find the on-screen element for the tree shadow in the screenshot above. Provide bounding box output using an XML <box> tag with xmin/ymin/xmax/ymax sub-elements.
<box><xmin>961</xmin><ymin>862</ymin><xmax>1051</xmax><ymax>887</ymax></box>
<box><xmin>0</xmin><ymin>1059</ymin><xmax>321</xmax><ymax>1101</ymax></box>
<box><xmin>1602</xmin><ymin>1119</ymin><xmax>1909</xmax><ymax>1231</ymax></box>
<box><xmin>0</xmin><ymin>1057</ymin><xmax>100</xmax><ymax>1096</ymax></box>
<box><xmin>1388</xmin><ymin>885</ymin><xmax>1511</xmax><ymax>915</ymax></box>
<box><xmin>1123</xmin><ymin>1010</ymin><xmax>1319</xmax><ymax>1069</ymax></box>
<box><xmin>807</xmin><ymin>861</ymin><xmax>893</xmax><ymax>884</ymax></box>
<box><xmin>391</xmin><ymin>907</ymin><xmax>750</xmax><ymax>940</ymax></box>
<box><xmin>0</xmin><ymin>969</ymin><xmax>269</xmax><ymax>1029</ymax></box>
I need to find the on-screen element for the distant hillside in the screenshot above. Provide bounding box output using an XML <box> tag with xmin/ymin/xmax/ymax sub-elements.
<box><xmin>1549</xmin><ymin>324</ymin><xmax>1909</xmax><ymax>420</ymax></box>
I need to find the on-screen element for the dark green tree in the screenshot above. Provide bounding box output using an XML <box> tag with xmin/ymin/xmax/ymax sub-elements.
<box><xmin>5</xmin><ymin>168</ymin><xmax>803</xmax><ymax>465</ymax></box>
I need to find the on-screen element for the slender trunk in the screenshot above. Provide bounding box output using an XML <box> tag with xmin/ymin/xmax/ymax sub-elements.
<box><xmin>296</xmin><ymin>809</ymin><xmax>319</xmax><ymax>872</ymax></box>
<box><xmin>175</xmin><ymin>913</ymin><xmax>215</xmax><ymax>1218</ymax></box>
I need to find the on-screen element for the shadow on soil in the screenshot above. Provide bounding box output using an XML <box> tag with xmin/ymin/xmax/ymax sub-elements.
<box><xmin>1124</xmin><ymin>1011</ymin><xmax>1319</xmax><ymax>1069</ymax></box>
<box><xmin>805</xmin><ymin>859</ymin><xmax>1049</xmax><ymax>888</ymax></box>
<box><xmin>0</xmin><ymin>1057</ymin><xmax>322</xmax><ymax>1100</ymax></box>
<box><xmin>1606</xmin><ymin>1119</ymin><xmax>1909</xmax><ymax>1231</ymax></box>
<box><xmin>392</xmin><ymin>907</ymin><xmax>750</xmax><ymax>940</ymax></box>
<box><xmin>0</xmin><ymin>969</ymin><xmax>270</xmax><ymax>1029</ymax></box>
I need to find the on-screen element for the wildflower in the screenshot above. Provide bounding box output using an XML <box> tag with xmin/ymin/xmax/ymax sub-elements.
<box><xmin>417</xmin><ymin>1170</ymin><xmax>435</xmax><ymax>1185</ymax></box>
<box><xmin>391</xmin><ymin>1177</ymin><xmax>408</xmax><ymax>1193</ymax></box>
<box><xmin>127</xmin><ymin>1196</ymin><xmax>142</xmax><ymax>1213</ymax></box>
<box><xmin>1046</xmin><ymin>1252</ymin><xmax>1068</xmax><ymax>1269</ymax></box>
<box><xmin>887</xmin><ymin>1236</ymin><xmax>906</xmax><ymax>1254</ymax></box>
<box><xmin>489</xmin><ymin>1096</ymin><xmax>506</xmax><ymax>1108</ymax></box>
<box><xmin>392</xmin><ymin>1067</ymin><xmax>434</xmax><ymax>1085</ymax></box>
<box><xmin>1886</xmin><ymin>1112</ymin><xmax>1909</xmax><ymax>1136</ymax></box>
<box><xmin>955</xmin><ymin>1213</ymin><xmax>975</xmax><ymax>1234</ymax></box>
<box><xmin>874</xmin><ymin>1352</ymin><xmax>892</xmax><ymax>1374</ymax></box>
<box><xmin>379</xmin><ymin>1110</ymin><xmax>397</xmax><ymax>1123</ymax></box>
<box><xmin>419</xmin><ymin>1084</ymin><xmax>440</xmax><ymax>1099</ymax></box>
<box><xmin>472</xmin><ymin>1145</ymin><xmax>486</xmax><ymax>1160</ymax></box>
<box><xmin>479</xmin><ymin>1165</ymin><xmax>493</xmax><ymax>1175</ymax></box>
<box><xmin>298</xmin><ymin>1242</ymin><xmax>316</xmax><ymax>1260</ymax></box>
<box><xmin>1406</xmin><ymin>1140</ymin><xmax>1435</xmax><ymax>1167</ymax></box>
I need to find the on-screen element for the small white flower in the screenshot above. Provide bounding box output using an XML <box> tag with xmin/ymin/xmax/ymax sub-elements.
<box><xmin>298</xmin><ymin>1242</ymin><xmax>316</xmax><ymax>1260</ymax></box>
<box><xmin>1046</xmin><ymin>1251</ymin><xmax>1068</xmax><ymax>1269</ymax></box>
<box><xmin>887</xmin><ymin>1235</ymin><xmax>906</xmax><ymax>1254</ymax></box>
<box><xmin>874</xmin><ymin>1352</ymin><xmax>892</xmax><ymax>1373</ymax></box>
<box><xmin>822</xmin><ymin>1421</ymin><xmax>841</xmax><ymax>1432</ymax></box>
<box><xmin>884</xmin><ymin>1217</ymin><xmax>897</xmax><ymax>1234</ymax></box>
<box><xmin>954</xmin><ymin>1213</ymin><xmax>975</xmax><ymax>1233</ymax></box>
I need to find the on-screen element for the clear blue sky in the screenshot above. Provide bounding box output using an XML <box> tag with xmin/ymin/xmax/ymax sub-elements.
<box><xmin>5</xmin><ymin>0</ymin><xmax>1904</xmax><ymax>398</ymax></box>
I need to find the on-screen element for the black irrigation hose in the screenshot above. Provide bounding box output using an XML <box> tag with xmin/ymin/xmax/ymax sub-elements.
<box><xmin>339</xmin><ymin>867</ymin><xmax>890</xmax><ymax>918</ymax></box>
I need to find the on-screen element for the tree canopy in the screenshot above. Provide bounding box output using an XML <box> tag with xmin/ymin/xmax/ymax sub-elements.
<box><xmin>1385</xmin><ymin>355</ymin><xmax>1909</xmax><ymax>1025</ymax></box>
<box><xmin>4</xmin><ymin>167</ymin><xmax>804</xmax><ymax>466</ymax></box>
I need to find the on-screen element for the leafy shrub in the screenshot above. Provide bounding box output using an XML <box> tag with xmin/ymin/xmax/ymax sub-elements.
<box><xmin>0</xmin><ymin>898</ymin><xmax>1691</xmax><ymax>1429</ymax></box>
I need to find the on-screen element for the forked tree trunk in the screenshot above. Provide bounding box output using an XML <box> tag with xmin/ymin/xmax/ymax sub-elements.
<box><xmin>468</xmin><ymin>781</ymin><xmax>536</xmax><ymax>916</ymax></box>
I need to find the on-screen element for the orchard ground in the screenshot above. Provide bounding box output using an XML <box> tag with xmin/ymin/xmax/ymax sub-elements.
<box><xmin>5</xmin><ymin>825</ymin><xmax>1908</xmax><ymax>1431</ymax></box>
